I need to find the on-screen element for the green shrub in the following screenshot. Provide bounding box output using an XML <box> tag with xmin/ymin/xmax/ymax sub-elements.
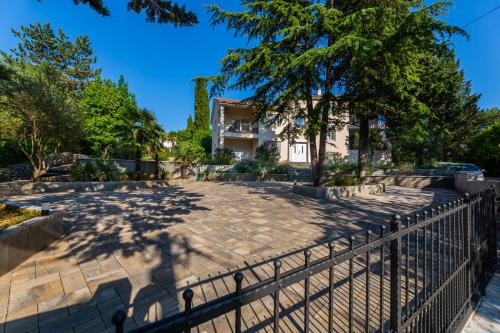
<box><xmin>197</xmin><ymin>169</ymin><xmax>222</xmax><ymax>182</ymax></box>
<box><xmin>270</xmin><ymin>163</ymin><xmax>290</xmax><ymax>174</ymax></box>
<box><xmin>0</xmin><ymin>136</ymin><xmax>26</xmax><ymax>167</ymax></box>
<box><xmin>70</xmin><ymin>158</ymin><xmax>124</xmax><ymax>182</ymax></box>
<box><xmin>373</xmin><ymin>161</ymin><xmax>396</xmax><ymax>171</ymax></box>
<box><xmin>70</xmin><ymin>160</ymin><xmax>97</xmax><ymax>182</ymax></box>
<box><xmin>397</xmin><ymin>162</ymin><xmax>415</xmax><ymax>174</ymax></box>
<box><xmin>209</xmin><ymin>148</ymin><xmax>235</xmax><ymax>165</ymax></box>
<box><xmin>94</xmin><ymin>158</ymin><xmax>124</xmax><ymax>181</ymax></box>
<box><xmin>233</xmin><ymin>160</ymin><xmax>260</xmax><ymax>174</ymax></box>
<box><xmin>325</xmin><ymin>175</ymin><xmax>360</xmax><ymax>187</ymax></box>
<box><xmin>469</xmin><ymin>121</ymin><xmax>500</xmax><ymax>176</ymax></box>
<box><xmin>255</xmin><ymin>142</ymin><xmax>279</xmax><ymax>165</ymax></box>
<box><xmin>325</xmin><ymin>153</ymin><xmax>360</xmax><ymax>175</ymax></box>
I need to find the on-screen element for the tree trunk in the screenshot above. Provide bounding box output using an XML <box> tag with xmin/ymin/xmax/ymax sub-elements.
<box><xmin>181</xmin><ymin>163</ymin><xmax>189</xmax><ymax>179</ymax></box>
<box><xmin>358</xmin><ymin>115</ymin><xmax>370</xmax><ymax>182</ymax></box>
<box><xmin>135</xmin><ymin>148</ymin><xmax>142</xmax><ymax>181</ymax></box>
<box><xmin>305</xmin><ymin>88</ymin><xmax>320</xmax><ymax>187</ymax></box>
<box><xmin>416</xmin><ymin>148</ymin><xmax>424</xmax><ymax>166</ymax></box>
<box><xmin>154</xmin><ymin>152</ymin><xmax>160</xmax><ymax>180</ymax></box>
<box><xmin>317</xmin><ymin>0</ymin><xmax>335</xmax><ymax>187</ymax></box>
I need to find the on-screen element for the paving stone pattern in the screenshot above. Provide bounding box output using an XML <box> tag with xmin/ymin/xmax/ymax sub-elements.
<box><xmin>0</xmin><ymin>182</ymin><xmax>460</xmax><ymax>333</ymax></box>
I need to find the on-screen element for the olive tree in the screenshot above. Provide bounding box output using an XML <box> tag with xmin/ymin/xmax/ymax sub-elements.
<box><xmin>0</xmin><ymin>63</ymin><xmax>82</xmax><ymax>179</ymax></box>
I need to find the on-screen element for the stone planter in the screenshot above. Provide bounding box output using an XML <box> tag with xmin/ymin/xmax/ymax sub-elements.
<box><xmin>0</xmin><ymin>210</ymin><xmax>63</xmax><ymax>276</ymax></box>
<box><xmin>364</xmin><ymin>176</ymin><xmax>454</xmax><ymax>189</ymax></box>
<box><xmin>293</xmin><ymin>184</ymin><xmax>385</xmax><ymax>201</ymax></box>
<box><xmin>0</xmin><ymin>180</ymin><xmax>195</xmax><ymax>198</ymax></box>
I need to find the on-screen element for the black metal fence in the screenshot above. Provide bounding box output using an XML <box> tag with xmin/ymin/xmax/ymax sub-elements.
<box><xmin>113</xmin><ymin>187</ymin><xmax>497</xmax><ymax>333</ymax></box>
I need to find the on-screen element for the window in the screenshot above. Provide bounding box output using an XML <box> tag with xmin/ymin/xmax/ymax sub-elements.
<box><xmin>295</xmin><ymin>118</ymin><xmax>305</xmax><ymax>127</ymax></box>
<box><xmin>327</xmin><ymin>130</ymin><xmax>336</xmax><ymax>141</ymax></box>
<box><xmin>377</xmin><ymin>114</ymin><xmax>386</xmax><ymax>127</ymax></box>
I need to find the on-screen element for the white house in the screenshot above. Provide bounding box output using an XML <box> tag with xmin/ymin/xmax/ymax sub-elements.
<box><xmin>210</xmin><ymin>96</ymin><xmax>391</xmax><ymax>163</ymax></box>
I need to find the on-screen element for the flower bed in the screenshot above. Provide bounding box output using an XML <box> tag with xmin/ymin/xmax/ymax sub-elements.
<box><xmin>0</xmin><ymin>204</ymin><xmax>63</xmax><ymax>275</ymax></box>
<box><xmin>0</xmin><ymin>204</ymin><xmax>40</xmax><ymax>231</ymax></box>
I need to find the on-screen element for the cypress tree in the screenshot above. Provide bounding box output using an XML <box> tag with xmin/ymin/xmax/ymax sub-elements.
<box><xmin>193</xmin><ymin>77</ymin><xmax>210</xmax><ymax>131</ymax></box>
<box><xmin>186</xmin><ymin>114</ymin><xmax>194</xmax><ymax>131</ymax></box>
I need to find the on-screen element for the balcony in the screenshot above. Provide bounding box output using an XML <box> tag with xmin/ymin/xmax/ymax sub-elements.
<box><xmin>349</xmin><ymin>118</ymin><xmax>386</xmax><ymax>130</ymax></box>
<box><xmin>224</xmin><ymin>121</ymin><xmax>259</xmax><ymax>139</ymax></box>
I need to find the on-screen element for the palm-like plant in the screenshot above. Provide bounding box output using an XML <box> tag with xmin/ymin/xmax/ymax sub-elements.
<box><xmin>126</xmin><ymin>108</ymin><xmax>165</xmax><ymax>181</ymax></box>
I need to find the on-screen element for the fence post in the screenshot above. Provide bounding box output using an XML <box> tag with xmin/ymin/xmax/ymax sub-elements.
<box><xmin>112</xmin><ymin>310</ymin><xmax>126</xmax><ymax>333</ymax></box>
<box><xmin>490</xmin><ymin>186</ymin><xmax>497</xmax><ymax>267</ymax></box>
<box><xmin>390</xmin><ymin>214</ymin><xmax>402</xmax><ymax>333</ymax></box>
<box><xmin>463</xmin><ymin>194</ymin><xmax>471</xmax><ymax>306</ymax></box>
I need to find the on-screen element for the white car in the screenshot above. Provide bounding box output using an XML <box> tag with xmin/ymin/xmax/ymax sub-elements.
<box><xmin>439</xmin><ymin>163</ymin><xmax>485</xmax><ymax>181</ymax></box>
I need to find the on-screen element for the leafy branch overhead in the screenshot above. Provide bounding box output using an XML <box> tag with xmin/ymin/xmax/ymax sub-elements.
<box><xmin>38</xmin><ymin>0</ymin><xmax>198</xmax><ymax>26</ymax></box>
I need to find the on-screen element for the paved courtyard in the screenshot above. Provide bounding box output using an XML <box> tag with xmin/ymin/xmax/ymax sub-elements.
<box><xmin>0</xmin><ymin>182</ymin><xmax>460</xmax><ymax>333</ymax></box>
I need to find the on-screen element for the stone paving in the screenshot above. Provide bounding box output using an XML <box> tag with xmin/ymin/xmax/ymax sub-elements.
<box><xmin>462</xmin><ymin>216</ymin><xmax>500</xmax><ymax>333</ymax></box>
<box><xmin>0</xmin><ymin>182</ymin><xmax>460</xmax><ymax>333</ymax></box>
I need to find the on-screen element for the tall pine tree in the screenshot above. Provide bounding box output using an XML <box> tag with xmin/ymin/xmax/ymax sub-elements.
<box><xmin>193</xmin><ymin>77</ymin><xmax>210</xmax><ymax>131</ymax></box>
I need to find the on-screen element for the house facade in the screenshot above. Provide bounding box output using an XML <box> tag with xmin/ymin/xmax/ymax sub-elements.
<box><xmin>211</xmin><ymin>97</ymin><xmax>391</xmax><ymax>163</ymax></box>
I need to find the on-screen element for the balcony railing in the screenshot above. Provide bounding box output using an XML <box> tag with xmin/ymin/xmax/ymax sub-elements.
<box><xmin>225</xmin><ymin>122</ymin><xmax>259</xmax><ymax>135</ymax></box>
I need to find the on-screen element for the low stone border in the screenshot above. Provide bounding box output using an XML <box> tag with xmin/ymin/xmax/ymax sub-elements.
<box><xmin>364</xmin><ymin>175</ymin><xmax>454</xmax><ymax>189</ymax></box>
<box><xmin>215</xmin><ymin>173</ymin><xmax>291</xmax><ymax>182</ymax></box>
<box><xmin>293</xmin><ymin>183</ymin><xmax>385</xmax><ymax>201</ymax></box>
<box><xmin>0</xmin><ymin>209</ymin><xmax>64</xmax><ymax>276</ymax></box>
<box><xmin>0</xmin><ymin>180</ymin><xmax>195</xmax><ymax>197</ymax></box>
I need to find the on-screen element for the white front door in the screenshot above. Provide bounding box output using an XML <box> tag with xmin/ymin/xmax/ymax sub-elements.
<box><xmin>290</xmin><ymin>143</ymin><xmax>308</xmax><ymax>162</ymax></box>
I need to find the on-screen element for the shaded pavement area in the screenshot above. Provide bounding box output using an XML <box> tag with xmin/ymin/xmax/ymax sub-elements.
<box><xmin>0</xmin><ymin>182</ymin><xmax>460</xmax><ymax>332</ymax></box>
<box><xmin>462</xmin><ymin>214</ymin><xmax>500</xmax><ymax>333</ymax></box>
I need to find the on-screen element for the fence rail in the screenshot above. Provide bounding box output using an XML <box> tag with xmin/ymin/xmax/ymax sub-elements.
<box><xmin>113</xmin><ymin>186</ymin><xmax>497</xmax><ymax>333</ymax></box>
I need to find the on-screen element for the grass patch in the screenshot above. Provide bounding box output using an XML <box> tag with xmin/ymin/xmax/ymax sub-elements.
<box><xmin>0</xmin><ymin>204</ymin><xmax>40</xmax><ymax>231</ymax></box>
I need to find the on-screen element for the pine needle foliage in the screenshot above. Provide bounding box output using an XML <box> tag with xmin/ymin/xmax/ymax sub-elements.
<box><xmin>39</xmin><ymin>0</ymin><xmax>198</xmax><ymax>26</ymax></box>
<box><xmin>208</xmin><ymin>0</ymin><xmax>465</xmax><ymax>184</ymax></box>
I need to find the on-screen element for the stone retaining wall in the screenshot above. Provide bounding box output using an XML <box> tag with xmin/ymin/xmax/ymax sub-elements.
<box><xmin>364</xmin><ymin>175</ymin><xmax>454</xmax><ymax>189</ymax></box>
<box><xmin>293</xmin><ymin>184</ymin><xmax>386</xmax><ymax>201</ymax></box>
<box><xmin>0</xmin><ymin>211</ymin><xmax>64</xmax><ymax>276</ymax></box>
<box><xmin>454</xmin><ymin>172</ymin><xmax>499</xmax><ymax>196</ymax></box>
<box><xmin>216</xmin><ymin>173</ymin><xmax>291</xmax><ymax>182</ymax></box>
<box><xmin>0</xmin><ymin>180</ymin><xmax>194</xmax><ymax>198</ymax></box>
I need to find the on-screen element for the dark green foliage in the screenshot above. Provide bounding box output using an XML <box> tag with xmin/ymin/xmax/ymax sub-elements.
<box><xmin>255</xmin><ymin>142</ymin><xmax>280</xmax><ymax>171</ymax></box>
<box><xmin>326</xmin><ymin>156</ymin><xmax>358</xmax><ymax>176</ymax></box>
<box><xmin>193</xmin><ymin>77</ymin><xmax>210</xmax><ymax>131</ymax></box>
<box><xmin>172</xmin><ymin>134</ymin><xmax>206</xmax><ymax>179</ymax></box>
<box><xmin>210</xmin><ymin>148</ymin><xmax>235</xmax><ymax>165</ymax></box>
<box><xmin>477</xmin><ymin>108</ymin><xmax>500</xmax><ymax>128</ymax></box>
<box><xmin>0</xmin><ymin>136</ymin><xmax>26</xmax><ymax>167</ymax></box>
<box><xmin>51</xmin><ymin>0</ymin><xmax>198</xmax><ymax>26</ymax></box>
<box><xmin>0</xmin><ymin>63</ymin><xmax>83</xmax><ymax>179</ymax></box>
<box><xmin>70</xmin><ymin>158</ymin><xmax>124</xmax><ymax>181</ymax></box>
<box><xmin>0</xmin><ymin>62</ymin><xmax>11</xmax><ymax>81</ymax></box>
<box><xmin>209</xmin><ymin>0</ymin><xmax>462</xmax><ymax>185</ymax></box>
<box><xmin>80</xmin><ymin>75</ymin><xmax>137</xmax><ymax>155</ymax></box>
<box><xmin>5</xmin><ymin>23</ymin><xmax>99</xmax><ymax>91</ymax></box>
<box><xmin>269</xmin><ymin>163</ymin><xmax>290</xmax><ymax>175</ymax></box>
<box><xmin>469</xmin><ymin>121</ymin><xmax>500</xmax><ymax>176</ymax></box>
<box><xmin>186</xmin><ymin>115</ymin><xmax>194</xmax><ymax>131</ymax></box>
<box><xmin>325</xmin><ymin>175</ymin><xmax>360</xmax><ymax>187</ymax></box>
<box><xmin>388</xmin><ymin>48</ymin><xmax>481</xmax><ymax>165</ymax></box>
<box><xmin>233</xmin><ymin>160</ymin><xmax>259</xmax><ymax>174</ymax></box>
<box><xmin>120</xmin><ymin>107</ymin><xmax>165</xmax><ymax>180</ymax></box>
<box><xmin>193</xmin><ymin>129</ymin><xmax>212</xmax><ymax>155</ymax></box>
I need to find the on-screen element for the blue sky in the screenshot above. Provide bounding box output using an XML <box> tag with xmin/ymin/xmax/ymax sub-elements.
<box><xmin>1</xmin><ymin>1</ymin><xmax>499</xmax><ymax>131</ymax></box>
